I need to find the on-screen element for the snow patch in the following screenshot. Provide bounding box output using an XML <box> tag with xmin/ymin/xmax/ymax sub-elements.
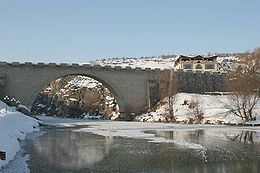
<box><xmin>0</xmin><ymin>101</ymin><xmax>39</xmax><ymax>169</ymax></box>
<box><xmin>0</xmin><ymin>150</ymin><xmax>30</xmax><ymax>173</ymax></box>
<box><xmin>136</xmin><ymin>93</ymin><xmax>260</xmax><ymax>125</ymax></box>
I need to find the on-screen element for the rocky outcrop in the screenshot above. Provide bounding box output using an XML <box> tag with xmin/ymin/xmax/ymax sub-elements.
<box><xmin>32</xmin><ymin>75</ymin><xmax>119</xmax><ymax>119</ymax></box>
<box><xmin>16</xmin><ymin>104</ymin><xmax>33</xmax><ymax>116</ymax></box>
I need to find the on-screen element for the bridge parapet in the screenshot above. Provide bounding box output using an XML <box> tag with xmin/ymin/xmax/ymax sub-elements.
<box><xmin>0</xmin><ymin>61</ymin><xmax>165</xmax><ymax>74</ymax></box>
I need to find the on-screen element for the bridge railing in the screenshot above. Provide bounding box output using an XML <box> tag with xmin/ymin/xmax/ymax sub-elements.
<box><xmin>0</xmin><ymin>61</ymin><xmax>163</xmax><ymax>72</ymax></box>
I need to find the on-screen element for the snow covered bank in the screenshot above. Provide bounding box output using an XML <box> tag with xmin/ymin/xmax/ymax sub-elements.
<box><xmin>0</xmin><ymin>101</ymin><xmax>39</xmax><ymax>169</ymax></box>
<box><xmin>136</xmin><ymin>93</ymin><xmax>260</xmax><ymax>125</ymax></box>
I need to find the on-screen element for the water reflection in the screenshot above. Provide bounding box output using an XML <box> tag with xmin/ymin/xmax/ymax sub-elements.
<box><xmin>147</xmin><ymin>129</ymin><xmax>260</xmax><ymax>144</ymax></box>
<box><xmin>146</xmin><ymin>129</ymin><xmax>206</xmax><ymax>145</ymax></box>
<box><xmin>231</xmin><ymin>131</ymin><xmax>258</xmax><ymax>144</ymax></box>
<box><xmin>30</xmin><ymin>129</ymin><xmax>113</xmax><ymax>169</ymax></box>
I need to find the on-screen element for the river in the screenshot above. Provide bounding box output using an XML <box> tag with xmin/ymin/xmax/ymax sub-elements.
<box><xmin>18</xmin><ymin>123</ymin><xmax>260</xmax><ymax>173</ymax></box>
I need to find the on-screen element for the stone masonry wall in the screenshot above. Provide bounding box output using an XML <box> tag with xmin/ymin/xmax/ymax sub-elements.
<box><xmin>159</xmin><ymin>70</ymin><xmax>228</xmax><ymax>99</ymax></box>
<box><xmin>175</xmin><ymin>70</ymin><xmax>227</xmax><ymax>93</ymax></box>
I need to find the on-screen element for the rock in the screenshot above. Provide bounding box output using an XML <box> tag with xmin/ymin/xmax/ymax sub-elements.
<box><xmin>16</xmin><ymin>104</ymin><xmax>33</xmax><ymax>116</ymax></box>
<box><xmin>31</xmin><ymin>75</ymin><xmax>119</xmax><ymax>118</ymax></box>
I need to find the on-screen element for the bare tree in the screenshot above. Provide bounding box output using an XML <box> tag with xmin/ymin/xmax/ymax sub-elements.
<box><xmin>226</xmin><ymin>48</ymin><xmax>260</xmax><ymax>122</ymax></box>
<box><xmin>188</xmin><ymin>99</ymin><xmax>204</xmax><ymax>123</ymax></box>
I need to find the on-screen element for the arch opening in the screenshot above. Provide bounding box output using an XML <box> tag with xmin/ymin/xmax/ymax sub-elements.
<box><xmin>31</xmin><ymin>74</ymin><xmax>124</xmax><ymax>120</ymax></box>
<box><xmin>195</xmin><ymin>64</ymin><xmax>203</xmax><ymax>69</ymax></box>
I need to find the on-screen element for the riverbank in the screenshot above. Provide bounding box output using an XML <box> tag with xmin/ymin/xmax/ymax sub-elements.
<box><xmin>135</xmin><ymin>93</ymin><xmax>260</xmax><ymax>125</ymax></box>
<box><xmin>0</xmin><ymin>101</ymin><xmax>39</xmax><ymax>169</ymax></box>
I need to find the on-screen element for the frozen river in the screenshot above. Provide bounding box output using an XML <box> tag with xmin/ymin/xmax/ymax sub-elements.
<box><xmin>24</xmin><ymin>119</ymin><xmax>260</xmax><ymax>173</ymax></box>
<box><xmin>2</xmin><ymin>118</ymin><xmax>260</xmax><ymax>173</ymax></box>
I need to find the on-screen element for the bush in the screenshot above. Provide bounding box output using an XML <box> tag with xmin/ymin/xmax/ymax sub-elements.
<box><xmin>188</xmin><ymin>99</ymin><xmax>204</xmax><ymax>123</ymax></box>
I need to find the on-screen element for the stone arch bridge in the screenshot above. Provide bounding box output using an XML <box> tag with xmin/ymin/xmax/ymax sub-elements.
<box><xmin>0</xmin><ymin>61</ymin><xmax>167</xmax><ymax>119</ymax></box>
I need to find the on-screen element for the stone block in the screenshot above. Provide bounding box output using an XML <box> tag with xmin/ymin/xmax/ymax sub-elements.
<box><xmin>71</xmin><ymin>63</ymin><xmax>79</xmax><ymax>67</ymax></box>
<box><xmin>48</xmin><ymin>63</ymin><xmax>57</xmax><ymax>66</ymax></box>
<box><xmin>0</xmin><ymin>61</ymin><xmax>7</xmax><ymax>66</ymax></box>
<box><xmin>37</xmin><ymin>62</ymin><xmax>45</xmax><ymax>66</ymax></box>
<box><xmin>12</xmin><ymin>62</ymin><xmax>20</xmax><ymax>65</ymax></box>
<box><xmin>60</xmin><ymin>63</ymin><xmax>68</xmax><ymax>67</ymax></box>
<box><xmin>24</xmin><ymin>62</ymin><xmax>33</xmax><ymax>65</ymax></box>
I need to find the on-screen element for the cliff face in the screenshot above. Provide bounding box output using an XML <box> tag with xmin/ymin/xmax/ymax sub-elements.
<box><xmin>32</xmin><ymin>75</ymin><xmax>119</xmax><ymax>119</ymax></box>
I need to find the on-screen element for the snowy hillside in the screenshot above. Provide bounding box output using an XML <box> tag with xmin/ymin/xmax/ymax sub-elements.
<box><xmin>89</xmin><ymin>55</ymin><xmax>240</xmax><ymax>70</ymax></box>
<box><xmin>89</xmin><ymin>56</ymin><xmax>176</xmax><ymax>69</ymax></box>
<box><xmin>0</xmin><ymin>101</ymin><xmax>39</xmax><ymax>169</ymax></box>
<box><xmin>136</xmin><ymin>93</ymin><xmax>260</xmax><ymax>125</ymax></box>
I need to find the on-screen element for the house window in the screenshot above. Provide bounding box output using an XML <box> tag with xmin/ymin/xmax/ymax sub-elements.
<box><xmin>205</xmin><ymin>64</ymin><xmax>215</xmax><ymax>69</ymax></box>
<box><xmin>183</xmin><ymin>64</ymin><xmax>192</xmax><ymax>69</ymax></box>
<box><xmin>195</xmin><ymin>64</ymin><xmax>202</xmax><ymax>69</ymax></box>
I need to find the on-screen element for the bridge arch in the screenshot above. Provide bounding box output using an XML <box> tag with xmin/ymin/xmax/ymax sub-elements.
<box><xmin>31</xmin><ymin>73</ymin><xmax>126</xmax><ymax>117</ymax></box>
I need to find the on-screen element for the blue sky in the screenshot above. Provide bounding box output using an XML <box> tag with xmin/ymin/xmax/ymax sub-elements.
<box><xmin>0</xmin><ymin>0</ymin><xmax>260</xmax><ymax>63</ymax></box>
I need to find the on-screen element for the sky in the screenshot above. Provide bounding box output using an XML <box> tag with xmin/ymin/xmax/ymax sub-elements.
<box><xmin>0</xmin><ymin>0</ymin><xmax>260</xmax><ymax>63</ymax></box>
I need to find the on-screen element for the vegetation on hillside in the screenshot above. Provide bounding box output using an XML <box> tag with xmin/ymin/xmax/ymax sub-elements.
<box><xmin>226</xmin><ymin>48</ymin><xmax>260</xmax><ymax>122</ymax></box>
